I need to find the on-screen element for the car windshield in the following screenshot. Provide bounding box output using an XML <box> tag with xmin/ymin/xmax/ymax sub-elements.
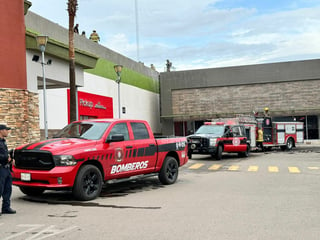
<box><xmin>195</xmin><ymin>125</ymin><xmax>225</xmax><ymax>135</ymax></box>
<box><xmin>54</xmin><ymin>122</ymin><xmax>110</xmax><ymax>140</ymax></box>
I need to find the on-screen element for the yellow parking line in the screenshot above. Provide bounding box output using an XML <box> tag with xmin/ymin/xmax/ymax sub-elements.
<box><xmin>188</xmin><ymin>163</ymin><xmax>205</xmax><ymax>169</ymax></box>
<box><xmin>308</xmin><ymin>167</ymin><xmax>319</xmax><ymax>170</ymax></box>
<box><xmin>228</xmin><ymin>165</ymin><xmax>240</xmax><ymax>171</ymax></box>
<box><xmin>288</xmin><ymin>167</ymin><xmax>301</xmax><ymax>173</ymax></box>
<box><xmin>268</xmin><ymin>166</ymin><xmax>279</xmax><ymax>173</ymax></box>
<box><xmin>208</xmin><ymin>164</ymin><xmax>222</xmax><ymax>170</ymax></box>
<box><xmin>248</xmin><ymin>166</ymin><xmax>259</xmax><ymax>172</ymax></box>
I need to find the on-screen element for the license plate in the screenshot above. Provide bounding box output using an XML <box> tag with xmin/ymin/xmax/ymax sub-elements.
<box><xmin>21</xmin><ymin>173</ymin><xmax>31</xmax><ymax>181</ymax></box>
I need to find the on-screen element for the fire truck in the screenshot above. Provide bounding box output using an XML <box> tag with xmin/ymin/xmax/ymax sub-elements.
<box><xmin>187</xmin><ymin>115</ymin><xmax>304</xmax><ymax>160</ymax></box>
<box><xmin>256</xmin><ymin>116</ymin><xmax>304</xmax><ymax>150</ymax></box>
<box><xmin>214</xmin><ymin>115</ymin><xmax>304</xmax><ymax>151</ymax></box>
<box><xmin>187</xmin><ymin>119</ymin><xmax>253</xmax><ymax>160</ymax></box>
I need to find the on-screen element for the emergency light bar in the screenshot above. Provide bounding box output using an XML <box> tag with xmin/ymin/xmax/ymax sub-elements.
<box><xmin>204</xmin><ymin>122</ymin><xmax>225</xmax><ymax>125</ymax></box>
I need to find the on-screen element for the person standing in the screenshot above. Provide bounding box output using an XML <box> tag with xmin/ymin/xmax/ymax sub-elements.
<box><xmin>256</xmin><ymin>126</ymin><xmax>264</xmax><ymax>152</ymax></box>
<box><xmin>89</xmin><ymin>30</ymin><xmax>100</xmax><ymax>43</ymax></box>
<box><xmin>166</xmin><ymin>59</ymin><xmax>172</xmax><ymax>72</ymax></box>
<box><xmin>73</xmin><ymin>23</ymin><xmax>79</xmax><ymax>34</ymax></box>
<box><xmin>0</xmin><ymin>124</ymin><xmax>16</xmax><ymax>214</ymax></box>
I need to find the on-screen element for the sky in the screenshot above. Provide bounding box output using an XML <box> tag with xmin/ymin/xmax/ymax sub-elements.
<box><xmin>29</xmin><ymin>0</ymin><xmax>320</xmax><ymax>72</ymax></box>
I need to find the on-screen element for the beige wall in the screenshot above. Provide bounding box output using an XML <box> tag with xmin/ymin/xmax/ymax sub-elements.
<box><xmin>171</xmin><ymin>80</ymin><xmax>320</xmax><ymax>121</ymax></box>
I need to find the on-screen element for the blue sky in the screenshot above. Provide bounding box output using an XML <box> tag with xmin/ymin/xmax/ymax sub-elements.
<box><xmin>29</xmin><ymin>0</ymin><xmax>320</xmax><ymax>71</ymax></box>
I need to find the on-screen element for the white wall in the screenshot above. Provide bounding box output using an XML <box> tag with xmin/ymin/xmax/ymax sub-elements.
<box><xmin>79</xmin><ymin>73</ymin><xmax>161</xmax><ymax>133</ymax></box>
<box><xmin>39</xmin><ymin>72</ymin><xmax>161</xmax><ymax>133</ymax></box>
<box><xmin>38</xmin><ymin>89</ymin><xmax>68</xmax><ymax>129</ymax></box>
<box><xmin>26</xmin><ymin>51</ymin><xmax>84</xmax><ymax>93</ymax></box>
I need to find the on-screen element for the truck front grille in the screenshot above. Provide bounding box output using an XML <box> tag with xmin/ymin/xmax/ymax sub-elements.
<box><xmin>14</xmin><ymin>150</ymin><xmax>54</xmax><ymax>170</ymax></box>
<box><xmin>188</xmin><ymin>137</ymin><xmax>209</xmax><ymax>147</ymax></box>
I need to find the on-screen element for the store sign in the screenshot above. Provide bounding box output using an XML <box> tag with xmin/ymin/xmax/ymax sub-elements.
<box><xmin>79</xmin><ymin>99</ymin><xmax>107</xmax><ymax>110</ymax></box>
<box><xmin>67</xmin><ymin>90</ymin><xmax>113</xmax><ymax>122</ymax></box>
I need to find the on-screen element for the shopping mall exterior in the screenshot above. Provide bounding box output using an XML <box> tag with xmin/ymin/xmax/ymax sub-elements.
<box><xmin>1</xmin><ymin>1</ymin><xmax>320</xmax><ymax>148</ymax></box>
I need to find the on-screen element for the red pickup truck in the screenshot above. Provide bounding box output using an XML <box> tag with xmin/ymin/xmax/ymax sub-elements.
<box><xmin>12</xmin><ymin>119</ymin><xmax>188</xmax><ymax>200</ymax></box>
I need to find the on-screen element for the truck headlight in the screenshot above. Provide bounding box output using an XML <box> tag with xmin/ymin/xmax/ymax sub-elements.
<box><xmin>53</xmin><ymin>155</ymin><xmax>77</xmax><ymax>166</ymax></box>
<box><xmin>209</xmin><ymin>138</ymin><xmax>217</xmax><ymax>146</ymax></box>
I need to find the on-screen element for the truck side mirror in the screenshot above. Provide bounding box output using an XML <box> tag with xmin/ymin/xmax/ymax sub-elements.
<box><xmin>106</xmin><ymin>134</ymin><xmax>125</xmax><ymax>143</ymax></box>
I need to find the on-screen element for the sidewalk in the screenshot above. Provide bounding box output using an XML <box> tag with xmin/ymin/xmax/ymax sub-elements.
<box><xmin>297</xmin><ymin>139</ymin><xmax>320</xmax><ymax>146</ymax></box>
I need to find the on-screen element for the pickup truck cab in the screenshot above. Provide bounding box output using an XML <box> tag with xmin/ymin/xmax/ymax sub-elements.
<box><xmin>12</xmin><ymin>119</ymin><xmax>188</xmax><ymax>200</ymax></box>
<box><xmin>187</xmin><ymin>122</ymin><xmax>250</xmax><ymax>160</ymax></box>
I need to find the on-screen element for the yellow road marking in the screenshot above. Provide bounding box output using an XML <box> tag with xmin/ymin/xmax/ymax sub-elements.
<box><xmin>208</xmin><ymin>164</ymin><xmax>222</xmax><ymax>170</ymax></box>
<box><xmin>188</xmin><ymin>163</ymin><xmax>205</xmax><ymax>169</ymax></box>
<box><xmin>288</xmin><ymin>167</ymin><xmax>301</xmax><ymax>173</ymax></box>
<box><xmin>308</xmin><ymin>167</ymin><xmax>319</xmax><ymax>170</ymax></box>
<box><xmin>268</xmin><ymin>166</ymin><xmax>279</xmax><ymax>172</ymax></box>
<box><xmin>228</xmin><ymin>165</ymin><xmax>240</xmax><ymax>171</ymax></box>
<box><xmin>248</xmin><ymin>166</ymin><xmax>259</xmax><ymax>172</ymax></box>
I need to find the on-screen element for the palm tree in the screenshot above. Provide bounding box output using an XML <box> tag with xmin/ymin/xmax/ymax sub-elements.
<box><xmin>67</xmin><ymin>0</ymin><xmax>78</xmax><ymax>123</ymax></box>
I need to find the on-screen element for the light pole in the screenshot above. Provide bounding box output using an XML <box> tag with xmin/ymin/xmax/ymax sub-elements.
<box><xmin>36</xmin><ymin>35</ymin><xmax>49</xmax><ymax>139</ymax></box>
<box><xmin>114</xmin><ymin>65</ymin><xmax>123</xmax><ymax>119</ymax></box>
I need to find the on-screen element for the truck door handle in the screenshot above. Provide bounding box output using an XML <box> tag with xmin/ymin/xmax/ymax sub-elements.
<box><xmin>126</xmin><ymin>146</ymin><xmax>133</xmax><ymax>149</ymax></box>
<box><xmin>149</xmin><ymin>144</ymin><xmax>156</xmax><ymax>147</ymax></box>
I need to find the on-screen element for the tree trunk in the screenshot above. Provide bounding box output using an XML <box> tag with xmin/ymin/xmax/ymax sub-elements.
<box><xmin>68</xmin><ymin>0</ymin><xmax>77</xmax><ymax>123</ymax></box>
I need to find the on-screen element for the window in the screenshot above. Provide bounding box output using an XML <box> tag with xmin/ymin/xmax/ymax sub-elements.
<box><xmin>131</xmin><ymin>122</ymin><xmax>150</xmax><ymax>140</ymax></box>
<box><xmin>55</xmin><ymin>122</ymin><xmax>110</xmax><ymax>140</ymax></box>
<box><xmin>231</xmin><ymin>126</ymin><xmax>241</xmax><ymax>137</ymax></box>
<box><xmin>107</xmin><ymin>123</ymin><xmax>130</xmax><ymax>141</ymax></box>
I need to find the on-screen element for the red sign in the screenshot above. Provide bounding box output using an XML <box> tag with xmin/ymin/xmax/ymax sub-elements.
<box><xmin>67</xmin><ymin>90</ymin><xmax>113</xmax><ymax>122</ymax></box>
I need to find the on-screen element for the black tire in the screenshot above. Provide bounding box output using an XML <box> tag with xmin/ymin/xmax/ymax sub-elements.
<box><xmin>19</xmin><ymin>186</ymin><xmax>45</xmax><ymax>196</ymax></box>
<box><xmin>216</xmin><ymin>145</ymin><xmax>223</xmax><ymax>160</ymax></box>
<box><xmin>158</xmin><ymin>156</ymin><xmax>179</xmax><ymax>185</ymax></box>
<box><xmin>238</xmin><ymin>144</ymin><xmax>250</xmax><ymax>157</ymax></box>
<box><xmin>286</xmin><ymin>138</ymin><xmax>294</xmax><ymax>150</ymax></box>
<box><xmin>73</xmin><ymin>165</ymin><xmax>103</xmax><ymax>201</ymax></box>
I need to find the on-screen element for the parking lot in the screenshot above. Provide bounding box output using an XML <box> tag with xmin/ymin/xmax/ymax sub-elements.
<box><xmin>1</xmin><ymin>145</ymin><xmax>319</xmax><ymax>240</ymax></box>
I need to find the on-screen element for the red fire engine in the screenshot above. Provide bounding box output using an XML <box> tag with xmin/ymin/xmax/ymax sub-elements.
<box><xmin>213</xmin><ymin>115</ymin><xmax>304</xmax><ymax>151</ymax></box>
<box><xmin>256</xmin><ymin>116</ymin><xmax>304</xmax><ymax>150</ymax></box>
<box><xmin>187</xmin><ymin>115</ymin><xmax>304</xmax><ymax>159</ymax></box>
<box><xmin>187</xmin><ymin>119</ymin><xmax>252</xmax><ymax>160</ymax></box>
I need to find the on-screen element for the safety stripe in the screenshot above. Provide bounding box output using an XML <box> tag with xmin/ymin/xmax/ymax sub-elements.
<box><xmin>137</xmin><ymin>148</ymin><xmax>145</xmax><ymax>157</ymax></box>
<box><xmin>188</xmin><ymin>163</ymin><xmax>205</xmax><ymax>169</ymax></box>
<box><xmin>20</xmin><ymin>142</ymin><xmax>39</xmax><ymax>150</ymax></box>
<box><xmin>288</xmin><ymin>167</ymin><xmax>300</xmax><ymax>173</ymax></box>
<box><xmin>208</xmin><ymin>164</ymin><xmax>222</xmax><ymax>170</ymax></box>
<box><xmin>268</xmin><ymin>166</ymin><xmax>279</xmax><ymax>172</ymax></box>
<box><xmin>32</xmin><ymin>139</ymin><xmax>69</xmax><ymax>150</ymax></box>
<box><xmin>158</xmin><ymin>142</ymin><xmax>186</xmax><ymax>152</ymax></box>
<box><xmin>186</xmin><ymin>164</ymin><xmax>305</xmax><ymax>173</ymax></box>
<box><xmin>248</xmin><ymin>166</ymin><xmax>259</xmax><ymax>172</ymax></box>
<box><xmin>228</xmin><ymin>165</ymin><xmax>239</xmax><ymax>171</ymax></box>
<box><xmin>308</xmin><ymin>167</ymin><xmax>319</xmax><ymax>170</ymax></box>
<box><xmin>222</xmin><ymin>139</ymin><xmax>247</xmax><ymax>145</ymax></box>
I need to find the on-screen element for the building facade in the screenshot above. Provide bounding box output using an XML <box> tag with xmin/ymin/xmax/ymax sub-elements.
<box><xmin>0</xmin><ymin>1</ymin><xmax>160</xmax><ymax>148</ymax></box>
<box><xmin>26</xmin><ymin>10</ymin><xmax>161</xmax><ymax>138</ymax></box>
<box><xmin>160</xmin><ymin>60</ymin><xmax>320</xmax><ymax>139</ymax></box>
<box><xmin>2</xmin><ymin>1</ymin><xmax>320</xmax><ymax>150</ymax></box>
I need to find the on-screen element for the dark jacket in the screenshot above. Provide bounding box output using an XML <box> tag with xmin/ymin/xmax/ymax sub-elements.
<box><xmin>0</xmin><ymin>138</ymin><xmax>9</xmax><ymax>166</ymax></box>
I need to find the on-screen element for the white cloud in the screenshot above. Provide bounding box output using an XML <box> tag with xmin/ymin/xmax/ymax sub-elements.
<box><xmin>29</xmin><ymin>0</ymin><xmax>320</xmax><ymax>71</ymax></box>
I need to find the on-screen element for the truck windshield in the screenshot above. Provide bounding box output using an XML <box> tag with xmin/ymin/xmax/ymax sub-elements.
<box><xmin>54</xmin><ymin>122</ymin><xmax>110</xmax><ymax>140</ymax></box>
<box><xmin>195</xmin><ymin>125</ymin><xmax>225</xmax><ymax>135</ymax></box>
